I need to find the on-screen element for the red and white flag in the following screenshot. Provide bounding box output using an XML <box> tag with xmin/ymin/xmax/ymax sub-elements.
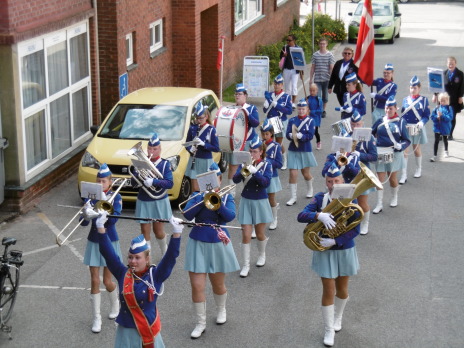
<box><xmin>353</xmin><ymin>0</ymin><xmax>374</xmax><ymax>86</ymax></box>
<box><xmin>216</xmin><ymin>37</ymin><xmax>224</xmax><ymax>71</ymax></box>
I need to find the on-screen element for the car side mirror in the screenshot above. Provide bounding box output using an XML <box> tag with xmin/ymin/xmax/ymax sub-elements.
<box><xmin>395</xmin><ymin>13</ymin><xmax>402</xmax><ymax>17</ymax></box>
<box><xmin>348</xmin><ymin>12</ymin><xmax>353</xmax><ymax>16</ymax></box>
<box><xmin>90</xmin><ymin>125</ymin><xmax>99</xmax><ymax>136</ymax></box>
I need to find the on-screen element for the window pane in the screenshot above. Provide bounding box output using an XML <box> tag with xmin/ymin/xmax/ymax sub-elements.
<box><xmin>72</xmin><ymin>86</ymin><xmax>89</xmax><ymax>139</ymax></box>
<box><xmin>25</xmin><ymin>111</ymin><xmax>47</xmax><ymax>170</ymax></box>
<box><xmin>50</xmin><ymin>95</ymin><xmax>71</xmax><ymax>158</ymax></box>
<box><xmin>21</xmin><ymin>51</ymin><xmax>46</xmax><ymax>109</ymax></box>
<box><xmin>155</xmin><ymin>25</ymin><xmax>160</xmax><ymax>43</ymax></box>
<box><xmin>48</xmin><ymin>41</ymin><xmax>68</xmax><ymax>95</ymax></box>
<box><xmin>70</xmin><ymin>33</ymin><xmax>89</xmax><ymax>84</ymax></box>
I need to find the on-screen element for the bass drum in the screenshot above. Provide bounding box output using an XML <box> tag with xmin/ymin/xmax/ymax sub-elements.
<box><xmin>214</xmin><ymin>106</ymin><xmax>248</xmax><ymax>152</ymax></box>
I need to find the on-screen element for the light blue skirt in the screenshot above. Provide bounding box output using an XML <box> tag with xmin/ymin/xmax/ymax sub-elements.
<box><xmin>135</xmin><ymin>196</ymin><xmax>172</xmax><ymax>223</ymax></box>
<box><xmin>238</xmin><ymin>197</ymin><xmax>273</xmax><ymax>225</ymax></box>
<box><xmin>311</xmin><ymin>246</ymin><xmax>359</xmax><ymax>279</ymax></box>
<box><xmin>287</xmin><ymin>151</ymin><xmax>318</xmax><ymax>169</ymax></box>
<box><xmin>115</xmin><ymin>325</ymin><xmax>165</xmax><ymax>348</ymax></box>
<box><xmin>185</xmin><ymin>157</ymin><xmax>214</xmax><ymax>178</ymax></box>
<box><xmin>375</xmin><ymin>151</ymin><xmax>403</xmax><ymax>173</ymax></box>
<box><xmin>372</xmin><ymin>107</ymin><xmax>385</xmax><ymax>124</ymax></box>
<box><xmin>266</xmin><ymin>176</ymin><xmax>282</xmax><ymax>194</ymax></box>
<box><xmin>184</xmin><ymin>238</ymin><xmax>240</xmax><ymax>273</ymax></box>
<box><xmin>409</xmin><ymin>126</ymin><xmax>428</xmax><ymax>144</ymax></box>
<box><xmin>84</xmin><ymin>240</ymin><xmax>122</xmax><ymax>267</ymax></box>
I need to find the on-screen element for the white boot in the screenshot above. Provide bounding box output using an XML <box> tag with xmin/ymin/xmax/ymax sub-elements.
<box><xmin>372</xmin><ymin>190</ymin><xmax>384</xmax><ymax>214</ymax></box>
<box><xmin>90</xmin><ymin>293</ymin><xmax>102</xmax><ymax>333</ymax></box>
<box><xmin>305</xmin><ymin>178</ymin><xmax>314</xmax><ymax>198</ymax></box>
<box><xmin>256</xmin><ymin>237</ymin><xmax>269</xmax><ymax>267</ymax></box>
<box><xmin>286</xmin><ymin>183</ymin><xmax>297</xmax><ymax>206</ymax></box>
<box><xmin>240</xmin><ymin>243</ymin><xmax>251</xmax><ymax>278</ymax></box>
<box><xmin>414</xmin><ymin>156</ymin><xmax>422</xmax><ymax>178</ymax></box>
<box><xmin>251</xmin><ymin>227</ymin><xmax>256</xmax><ymax>239</ymax></box>
<box><xmin>390</xmin><ymin>186</ymin><xmax>399</xmax><ymax>207</ymax></box>
<box><xmin>213</xmin><ymin>293</ymin><xmax>227</xmax><ymax>325</ymax></box>
<box><xmin>281</xmin><ymin>152</ymin><xmax>287</xmax><ymax>170</ymax></box>
<box><xmin>269</xmin><ymin>203</ymin><xmax>279</xmax><ymax>230</ymax></box>
<box><xmin>360</xmin><ymin>211</ymin><xmax>370</xmax><ymax>235</ymax></box>
<box><xmin>322</xmin><ymin>305</ymin><xmax>335</xmax><ymax>347</ymax></box>
<box><xmin>334</xmin><ymin>296</ymin><xmax>349</xmax><ymax>332</ymax></box>
<box><xmin>107</xmin><ymin>289</ymin><xmax>119</xmax><ymax>319</ymax></box>
<box><xmin>399</xmin><ymin>157</ymin><xmax>408</xmax><ymax>184</ymax></box>
<box><xmin>191</xmin><ymin>302</ymin><xmax>206</xmax><ymax>338</ymax></box>
<box><xmin>157</xmin><ymin>235</ymin><xmax>168</xmax><ymax>255</ymax></box>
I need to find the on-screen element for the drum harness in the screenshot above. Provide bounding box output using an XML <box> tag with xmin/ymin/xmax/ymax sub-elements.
<box><xmin>378</xmin><ymin>116</ymin><xmax>402</xmax><ymax>184</ymax></box>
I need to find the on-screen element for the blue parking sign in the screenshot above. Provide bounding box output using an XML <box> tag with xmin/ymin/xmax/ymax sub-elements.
<box><xmin>119</xmin><ymin>73</ymin><xmax>128</xmax><ymax>99</ymax></box>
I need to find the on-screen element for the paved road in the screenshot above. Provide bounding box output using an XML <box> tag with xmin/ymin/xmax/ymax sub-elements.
<box><xmin>1</xmin><ymin>2</ymin><xmax>464</xmax><ymax>347</ymax></box>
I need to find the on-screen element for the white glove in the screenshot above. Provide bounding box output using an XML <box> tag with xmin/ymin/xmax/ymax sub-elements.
<box><xmin>370</xmin><ymin>92</ymin><xmax>377</xmax><ymax>98</ymax></box>
<box><xmin>169</xmin><ymin>216</ymin><xmax>184</xmax><ymax>234</ymax></box>
<box><xmin>320</xmin><ymin>238</ymin><xmax>336</xmax><ymax>248</ymax></box>
<box><xmin>101</xmin><ymin>192</ymin><xmax>108</xmax><ymax>201</ymax></box>
<box><xmin>84</xmin><ymin>200</ymin><xmax>92</xmax><ymax>210</ymax></box>
<box><xmin>96</xmin><ymin>210</ymin><xmax>108</xmax><ymax>228</ymax></box>
<box><xmin>247</xmin><ymin>165</ymin><xmax>257</xmax><ymax>174</ymax></box>
<box><xmin>263</xmin><ymin>100</ymin><xmax>270</xmax><ymax>108</ymax></box>
<box><xmin>335</xmin><ymin>151</ymin><xmax>343</xmax><ymax>160</ymax></box>
<box><xmin>144</xmin><ymin>178</ymin><xmax>154</xmax><ymax>187</ymax></box>
<box><xmin>345</xmin><ymin>106</ymin><xmax>353</xmax><ymax>113</ymax></box>
<box><xmin>317</xmin><ymin>212</ymin><xmax>336</xmax><ymax>230</ymax></box>
<box><xmin>83</xmin><ymin>207</ymin><xmax>98</xmax><ymax>221</ymax></box>
<box><xmin>194</xmin><ymin>137</ymin><xmax>205</xmax><ymax>146</ymax></box>
<box><xmin>288</xmin><ymin>132</ymin><xmax>294</xmax><ymax>139</ymax></box>
<box><xmin>417</xmin><ymin>121</ymin><xmax>424</xmax><ymax>129</ymax></box>
<box><xmin>394</xmin><ymin>142</ymin><xmax>402</xmax><ymax>150</ymax></box>
<box><xmin>271</xmin><ymin>100</ymin><xmax>278</xmax><ymax>108</ymax></box>
<box><xmin>351</xmin><ymin>151</ymin><xmax>360</xmax><ymax>157</ymax></box>
<box><xmin>296</xmin><ymin>132</ymin><xmax>303</xmax><ymax>140</ymax></box>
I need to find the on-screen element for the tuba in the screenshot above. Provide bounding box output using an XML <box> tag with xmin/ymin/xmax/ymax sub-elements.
<box><xmin>303</xmin><ymin>163</ymin><xmax>383</xmax><ymax>251</ymax></box>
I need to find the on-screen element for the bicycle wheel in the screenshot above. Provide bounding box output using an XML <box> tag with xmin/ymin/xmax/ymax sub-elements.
<box><xmin>0</xmin><ymin>264</ymin><xmax>20</xmax><ymax>324</ymax></box>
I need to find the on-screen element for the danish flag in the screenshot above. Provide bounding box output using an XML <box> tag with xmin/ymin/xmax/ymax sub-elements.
<box><xmin>353</xmin><ymin>0</ymin><xmax>374</xmax><ymax>86</ymax></box>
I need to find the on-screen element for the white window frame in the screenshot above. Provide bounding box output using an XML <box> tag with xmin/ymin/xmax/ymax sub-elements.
<box><xmin>235</xmin><ymin>0</ymin><xmax>263</xmax><ymax>33</ymax></box>
<box><xmin>126</xmin><ymin>33</ymin><xmax>133</xmax><ymax>66</ymax></box>
<box><xmin>149</xmin><ymin>19</ymin><xmax>163</xmax><ymax>53</ymax></box>
<box><xmin>276</xmin><ymin>0</ymin><xmax>286</xmax><ymax>6</ymax></box>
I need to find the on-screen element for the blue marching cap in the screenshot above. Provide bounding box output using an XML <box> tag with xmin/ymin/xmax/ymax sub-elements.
<box><xmin>297</xmin><ymin>98</ymin><xmax>308</xmax><ymax>107</ymax></box>
<box><xmin>323</xmin><ymin>161</ymin><xmax>342</xmax><ymax>178</ymax></box>
<box><xmin>345</xmin><ymin>72</ymin><xmax>357</xmax><ymax>83</ymax></box>
<box><xmin>410</xmin><ymin>75</ymin><xmax>420</xmax><ymax>86</ymax></box>
<box><xmin>194</xmin><ymin>101</ymin><xmax>208</xmax><ymax>117</ymax></box>
<box><xmin>351</xmin><ymin>110</ymin><xmax>362</xmax><ymax>122</ymax></box>
<box><xmin>385</xmin><ymin>95</ymin><xmax>397</xmax><ymax>107</ymax></box>
<box><xmin>97</xmin><ymin>163</ymin><xmax>112</xmax><ymax>178</ymax></box>
<box><xmin>274</xmin><ymin>74</ymin><xmax>284</xmax><ymax>84</ymax></box>
<box><xmin>249</xmin><ymin>134</ymin><xmax>263</xmax><ymax>149</ymax></box>
<box><xmin>235</xmin><ymin>83</ymin><xmax>247</xmax><ymax>93</ymax></box>
<box><xmin>260</xmin><ymin>119</ymin><xmax>273</xmax><ymax>132</ymax></box>
<box><xmin>129</xmin><ymin>235</ymin><xmax>149</xmax><ymax>254</ymax></box>
<box><xmin>148</xmin><ymin>132</ymin><xmax>160</xmax><ymax>147</ymax></box>
<box><xmin>209</xmin><ymin>162</ymin><xmax>221</xmax><ymax>176</ymax></box>
<box><xmin>384</xmin><ymin>63</ymin><xmax>394</xmax><ymax>71</ymax></box>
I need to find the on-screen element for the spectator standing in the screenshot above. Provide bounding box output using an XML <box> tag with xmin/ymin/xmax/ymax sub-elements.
<box><xmin>280</xmin><ymin>34</ymin><xmax>303</xmax><ymax>108</ymax></box>
<box><xmin>328</xmin><ymin>47</ymin><xmax>358</xmax><ymax>107</ymax></box>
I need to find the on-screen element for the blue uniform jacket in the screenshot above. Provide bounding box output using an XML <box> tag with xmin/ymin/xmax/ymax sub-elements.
<box><xmin>183</xmin><ymin>192</ymin><xmax>236</xmax><ymax>243</ymax></box>
<box><xmin>286</xmin><ymin>115</ymin><xmax>315</xmax><ymax>152</ymax></box>
<box><xmin>372</xmin><ymin>116</ymin><xmax>411</xmax><ymax>151</ymax></box>
<box><xmin>323</xmin><ymin>155</ymin><xmax>360</xmax><ymax>183</ymax></box>
<box><xmin>186</xmin><ymin>124</ymin><xmax>220</xmax><ymax>159</ymax></box>
<box><xmin>355</xmin><ymin>134</ymin><xmax>378</xmax><ymax>168</ymax></box>
<box><xmin>307</xmin><ymin>95</ymin><xmax>323</xmax><ymax>127</ymax></box>
<box><xmin>341</xmin><ymin>91</ymin><xmax>366</xmax><ymax>119</ymax></box>
<box><xmin>372</xmin><ymin>79</ymin><xmax>397</xmax><ymax>109</ymax></box>
<box><xmin>243</xmin><ymin>103</ymin><xmax>260</xmax><ymax>141</ymax></box>
<box><xmin>297</xmin><ymin>192</ymin><xmax>360</xmax><ymax>250</ymax></box>
<box><xmin>401</xmin><ymin>95</ymin><xmax>430</xmax><ymax>125</ymax></box>
<box><xmin>263</xmin><ymin>91</ymin><xmax>293</xmax><ymax>122</ymax></box>
<box><xmin>233</xmin><ymin>160</ymin><xmax>272</xmax><ymax>200</ymax></box>
<box><xmin>431</xmin><ymin>105</ymin><xmax>454</xmax><ymax>136</ymax></box>
<box><xmin>264</xmin><ymin>140</ymin><xmax>283</xmax><ymax>178</ymax></box>
<box><xmin>99</xmin><ymin>233</ymin><xmax>180</xmax><ymax>329</ymax></box>
<box><xmin>81</xmin><ymin>192</ymin><xmax>121</xmax><ymax>243</ymax></box>
<box><xmin>131</xmin><ymin>159</ymin><xmax>174</xmax><ymax>201</ymax></box>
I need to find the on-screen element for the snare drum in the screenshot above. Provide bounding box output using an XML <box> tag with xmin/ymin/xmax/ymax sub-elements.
<box><xmin>268</xmin><ymin>116</ymin><xmax>284</xmax><ymax>134</ymax></box>
<box><xmin>406</xmin><ymin>123</ymin><xmax>420</xmax><ymax>137</ymax></box>
<box><xmin>214</xmin><ymin>106</ymin><xmax>248</xmax><ymax>152</ymax></box>
<box><xmin>377</xmin><ymin>147</ymin><xmax>394</xmax><ymax>164</ymax></box>
<box><xmin>331</xmin><ymin>119</ymin><xmax>352</xmax><ymax>136</ymax></box>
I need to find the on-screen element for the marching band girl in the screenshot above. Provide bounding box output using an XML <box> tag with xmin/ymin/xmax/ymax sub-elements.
<box><xmin>81</xmin><ymin>163</ymin><xmax>122</xmax><ymax>333</ymax></box>
<box><xmin>182</xmin><ymin>163</ymin><xmax>239</xmax><ymax>339</ymax></box>
<box><xmin>233</xmin><ymin>135</ymin><xmax>273</xmax><ymax>278</ymax></box>
<box><xmin>430</xmin><ymin>92</ymin><xmax>454</xmax><ymax>162</ymax></box>
<box><xmin>399</xmin><ymin>76</ymin><xmax>430</xmax><ymax>183</ymax></box>
<box><xmin>297</xmin><ymin>162</ymin><xmax>361</xmax><ymax>347</ymax></box>
<box><xmin>285</xmin><ymin>98</ymin><xmax>317</xmax><ymax>206</ymax></box>
<box><xmin>371</xmin><ymin>96</ymin><xmax>411</xmax><ymax>214</ymax></box>
<box><xmin>370</xmin><ymin>63</ymin><xmax>398</xmax><ymax>123</ymax></box>
<box><xmin>307</xmin><ymin>83</ymin><xmax>324</xmax><ymax>150</ymax></box>
<box><xmin>261</xmin><ymin>119</ymin><xmax>283</xmax><ymax>230</ymax></box>
<box><xmin>96</xmin><ymin>212</ymin><xmax>183</xmax><ymax>348</ymax></box>
<box><xmin>132</xmin><ymin>133</ymin><xmax>173</xmax><ymax>255</ymax></box>
<box><xmin>335</xmin><ymin>72</ymin><xmax>366</xmax><ymax>120</ymax></box>
<box><xmin>185</xmin><ymin>101</ymin><xmax>220</xmax><ymax>192</ymax></box>
<box><xmin>263</xmin><ymin>74</ymin><xmax>293</xmax><ymax>169</ymax></box>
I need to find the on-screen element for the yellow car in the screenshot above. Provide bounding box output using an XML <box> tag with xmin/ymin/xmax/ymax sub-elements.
<box><xmin>78</xmin><ymin>87</ymin><xmax>224</xmax><ymax>203</ymax></box>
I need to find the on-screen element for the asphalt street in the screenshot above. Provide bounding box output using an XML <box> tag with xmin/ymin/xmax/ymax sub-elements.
<box><xmin>1</xmin><ymin>1</ymin><xmax>463</xmax><ymax>347</ymax></box>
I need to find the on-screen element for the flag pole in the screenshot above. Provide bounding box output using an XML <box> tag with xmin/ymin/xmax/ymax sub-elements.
<box><xmin>219</xmin><ymin>36</ymin><xmax>225</xmax><ymax>104</ymax></box>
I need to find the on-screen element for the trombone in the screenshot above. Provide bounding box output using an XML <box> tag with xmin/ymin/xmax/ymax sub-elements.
<box><xmin>56</xmin><ymin>178</ymin><xmax>128</xmax><ymax>246</ymax></box>
<box><xmin>178</xmin><ymin>184</ymin><xmax>236</xmax><ymax>214</ymax></box>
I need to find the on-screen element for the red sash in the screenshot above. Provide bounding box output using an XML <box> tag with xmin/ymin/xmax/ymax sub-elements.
<box><xmin>123</xmin><ymin>270</ymin><xmax>161</xmax><ymax>348</ymax></box>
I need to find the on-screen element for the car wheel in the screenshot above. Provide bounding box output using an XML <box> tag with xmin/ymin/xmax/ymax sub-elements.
<box><xmin>218</xmin><ymin>152</ymin><xmax>228</xmax><ymax>173</ymax></box>
<box><xmin>177</xmin><ymin>176</ymin><xmax>192</xmax><ymax>204</ymax></box>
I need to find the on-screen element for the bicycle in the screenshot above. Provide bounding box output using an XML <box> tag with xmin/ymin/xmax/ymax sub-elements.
<box><xmin>0</xmin><ymin>237</ymin><xmax>23</xmax><ymax>340</ymax></box>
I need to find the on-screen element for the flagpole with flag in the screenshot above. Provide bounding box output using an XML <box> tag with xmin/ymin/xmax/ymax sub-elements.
<box><xmin>353</xmin><ymin>0</ymin><xmax>374</xmax><ymax>89</ymax></box>
<box><xmin>217</xmin><ymin>35</ymin><xmax>226</xmax><ymax>104</ymax></box>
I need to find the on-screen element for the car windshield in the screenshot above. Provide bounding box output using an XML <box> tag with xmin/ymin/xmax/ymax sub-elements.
<box><xmin>99</xmin><ymin>104</ymin><xmax>188</xmax><ymax>141</ymax></box>
<box><xmin>354</xmin><ymin>3</ymin><xmax>392</xmax><ymax>16</ymax></box>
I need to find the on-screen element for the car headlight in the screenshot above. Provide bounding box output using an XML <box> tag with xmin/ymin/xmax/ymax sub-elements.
<box><xmin>81</xmin><ymin>151</ymin><xmax>101</xmax><ymax>169</ymax></box>
<box><xmin>350</xmin><ymin>21</ymin><xmax>360</xmax><ymax>28</ymax></box>
<box><xmin>166</xmin><ymin>155</ymin><xmax>180</xmax><ymax>172</ymax></box>
<box><xmin>382</xmin><ymin>21</ymin><xmax>393</xmax><ymax>27</ymax></box>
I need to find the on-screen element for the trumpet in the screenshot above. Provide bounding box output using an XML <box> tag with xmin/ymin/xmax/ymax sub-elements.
<box><xmin>178</xmin><ymin>185</ymin><xmax>236</xmax><ymax>213</ymax></box>
<box><xmin>240</xmin><ymin>161</ymin><xmax>256</xmax><ymax>178</ymax></box>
